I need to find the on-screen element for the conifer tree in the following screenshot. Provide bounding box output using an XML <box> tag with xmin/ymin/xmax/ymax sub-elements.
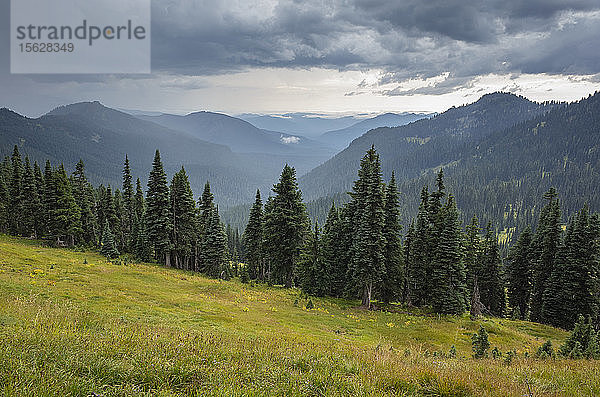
<box><xmin>100</xmin><ymin>220</ymin><xmax>119</xmax><ymax>259</ymax></box>
<box><xmin>0</xmin><ymin>172</ymin><xmax>8</xmax><ymax>233</ymax></box>
<box><xmin>198</xmin><ymin>206</ymin><xmax>228</xmax><ymax>277</ymax></box>
<box><xmin>349</xmin><ymin>147</ymin><xmax>386</xmax><ymax>308</ymax></box>
<box><xmin>506</xmin><ymin>226</ymin><xmax>533</xmax><ymax>319</ymax></box>
<box><xmin>101</xmin><ymin>186</ymin><xmax>119</xmax><ymax>236</ymax></box>
<box><xmin>43</xmin><ymin>160</ymin><xmax>57</xmax><ymax>237</ymax></box>
<box><xmin>321</xmin><ymin>203</ymin><xmax>346</xmax><ymax>297</ymax></box>
<box><xmin>134</xmin><ymin>178</ymin><xmax>145</xmax><ymax>220</ymax></box>
<box><xmin>479</xmin><ymin>222</ymin><xmax>506</xmax><ymax>316</ymax></box>
<box><xmin>298</xmin><ymin>221</ymin><xmax>324</xmax><ymax>295</ymax></box>
<box><xmin>243</xmin><ymin>189</ymin><xmax>264</xmax><ymax>280</ymax></box>
<box><xmin>530</xmin><ymin>188</ymin><xmax>562</xmax><ymax>323</ymax></box>
<box><xmin>8</xmin><ymin>145</ymin><xmax>23</xmax><ymax>235</ymax></box>
<box><xmin>379</xmin><ymin>172</ymin><xmax>403</xmax><ymax>304</ymax></box>
<box><xmin>52</xmin><ymin>164</ymin><xmax>81</xmax><ymax>246</ymax></box>
<box><xmin>122</xmin><ymin>155</ymin><xmax>135</xmax><ymax>250</ymax></box>
<box><xmin>21</xmin><ymin>157</ymin><xmax>41</xmax><ymax>238</ymax></box>
<box><xmin>464</xmin><ymin>216</ymin><xmax>482</xmax><ymax>303</ymax></box>
<box><xmin>198</xmin><ymin>181</ymin><xmax>215</xmax><ymax>232</ymax></box>
<box><xmin>145</xmin><ymin>150</ymin><xmax>172</xmax><ymax>265</ymax></box>
<box><xmin>263</xmin><ymin>165</ymin><xmax>308</xmax><ymax>287</ymax></box>
<box><xmin>169</xmin><ymin>167</ymin><xmax>197</xmax><ymax>269</ymax></box>
<box><xmin>430</xmin><ymin>195</ymin><xmax>467</xmax><ymax>314</ymax></box>
<box><xmin>71</xmin><ymin>160</ymin><xmax>97</xmax><ymax>245</ymax></box>
<box><xmin>405</xmin><ymin>187</ymin><xmax>431</xmax><ymax>306</ymax></box>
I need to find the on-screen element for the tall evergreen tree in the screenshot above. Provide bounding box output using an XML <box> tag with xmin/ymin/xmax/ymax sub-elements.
<box><xmin>169</xmin><ymin>167</ymin><xmax>197</xmax><ymax>269</ymax></box>
<box><xmin>379</xmin><ymin>172</ymin><xmax>403</xmax><ymax>304</ymax></box>
<box><xmin>145</xmin><ymin>150</ymin><xmax>172</xmax><ymax>265</ymax></box>
<box><xmin>21</xmin><ymin>157</ymin><xmax>41</xmax><ymax>238</ymax></box>
<box><xmin>506</xmin><ymin>226</ymin><xmax>533</xmax><ymax>319</ymax></box>
<box><xmin>405</xmin><ymin>187</ymin><xmax>430</xmax><ymax>306</ymax></box>
<box><xmin>263</xmin><ymin>165</ymin><xmax>308</xmax><ymax>287</ymax></box>
<box><xmin>100</xmin><ymin>220</ymin><xmax>119</xmax><ymax>259</ymax></box>
<box><xmin>243</xmin><ymin>189</ymin><xmax>264</xmax><ymax>280</ymax></box>
<box><xmin>122</xmin><ymin>155</ymin><xmax>135</xmax><ymax>250</ymax></box>
<box><xmin>530</xmin><ymin>188</ymin><xmax>562</xmax><ymax>323</ymax></box>
<box><xmin>321</xmin><ymin>203</ymin><xmax>346</xmax><ymax>297</ymax></box>
<box><xmin>52</xmin><ymin>164</ymin><xmax>81</xmax><ymax>246</ymax></box>
<box><xmin>71</xmin><ymin>160</ymin><xmax>97</xmax><ymax>245</ymax></box>
<box><xmin>348</xmin><ymin>147</ymin><xmax>386</xmax><ymax>308</ymax></box>
<box><xmin>43</xmin><ymin>160</ymin><xmax>57</xmax><ymax>238</ymax></box>
<box><xmin>0</xmin><ymin>172</ymin><xmax>8</xmax><ymax>233</ymax></box>
<box><xmin>134</xmin><ymin>178</ymin><xmax>145</xmax><ymax>220</ymax></box>
<box><xmin>430</xmin><ymin>195</ymin><xmax>467</xmax><ymax>314</ymax></box>
<box><xmin>198</xmin><ymin>206</ymin><xmax>228</xmax><ymax>277</ymax></box>
<box><xmin>8</xmin><ymin>145</ymin><xmax>23</xmax><ymax>235</ymax></box>
<box><xmin>464</xmin><ymin>216</ymin><xmax>482</xmax><ymax>303</ymax></box>
<box><xmin>479</xmin><ymin>222</ymin><xmax>506</xmax><ymax>316</ymax></box>
<box><xmin>298</xmin><ymin>221</ymin><xmax>325</xmax><ymax>295</ymax></box>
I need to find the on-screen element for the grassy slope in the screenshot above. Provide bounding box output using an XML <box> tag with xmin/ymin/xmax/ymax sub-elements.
<box><xmin>0</xmin><ymin>235</ymin><xmax>598</xmax><ymax>396</ymax></box>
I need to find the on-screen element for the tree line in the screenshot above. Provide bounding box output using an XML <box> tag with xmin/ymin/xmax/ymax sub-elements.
<box><xmin>1</xmin><ymin>144</ymin><xmax>598</xmax><ymax>330</ymax></box>
<box><xmin>242</xmin><ymin>146</ymin><xmax>600</xmax><ymax>330</ymax></box>
<box><xmin>0</xmin><ymin>146</ymin><xmax>234</xmax><ymax>277</ymax></box>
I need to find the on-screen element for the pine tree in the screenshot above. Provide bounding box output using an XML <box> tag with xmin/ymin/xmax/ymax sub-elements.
<box><xmin>169</xmin><ymin>167</ymin><xmax>197</xmax><ymax>269</ymax></box>
<box><xmin>0</xmin><ymin>172</ymin><xmax>8</xmax><ymax>233</ymax></box>
<box><xmin>530</xmin><ymin>188</ymin><xmax>562</xmax><ymax>323</ymax></box>
<box><xmin>348</xmin><ymin>147</ymin><xmax>386</xmax><ymax>308</ymax></box>
<box><xmin>198</xmin><ymin>206</ymin><xmax>228</xmax><ymax>277</ymax></box>
<box><xmin>479</xmin><ymin>222</ymin><xmax>506</xmax><ymax>316</ymax></box>
<box><xmin>430</xmin><ymin>195</ymin><xmax>467</xmax><ymax>314</ymax></box>
<box><xmin>145</xmin><ymin>150</ymin><xmax>172</xmax><ymax>265</ymax></box>
<box><xmin>243</xmin><ymin>189</ymin><xmax>264</xmax><ymax>280</ymax></box>
<box><xmin>43</xmin><ymin>160</ymin><xmax>57</xmax><ymax>238</ymax></box>
<box><xmin>405</xmin><ymin>187</ymin><xmax>431</xmax><ymax>306</ymax></box>
<box><xmin>8</xmin><ymin>145</ymin><xmax>23</xmax><ymax>235</ymax></box>
<box><xmin>379</xmin><ymin>172</ymin><xmax>403</xmax><ymax>304</ymax></box>
<box><xmin>134</xmin><ymin>178</ymin><xmax>145</xmax><ymax>220</ymax></box>
<box><xmin>464</xmin><ymin>216</ymin><xmax>482</xmax><ymax>303</ymax></box>
<box><xmin>33</xmin><ymin>161</ymin><xmax>46</xmax><ymax>235</ymax></box>
<box><xmin>101</xmin><ymin>186</ymin><xmax>119</xmax><ymax>236</ymax></box>
<box><xmin>198</xmin><ymin>181</ymin><xmax>215</xmax><ymax>233</ymax></box>
<box><xmin>506</xmin><ymin>226</ymin><xmax>533</xmax><ymax>319</ymax></box>
<box><xmin>321</xmin><ymin>203</ymin><xmax>346</xmax><ymax>297</ymax></box>
<box><xmin>263</xmin><ymin>165</ymin><xmax>309</xmax><ymax>287</ymax></box>
<box><xmin>71</xmin><ymin>160</ymin><xmax>97</xmax><ymax>245</ymax></box>
<box><xmin>21</xmin><ymin>157</ymin><xmax>41</xmax><ymax>238</ymax></box>
<box><xmin>298</xmin><ymin>221</ymin><xmax>324</xmax><ymax>295</ymax></box>
<box><xmin>52</xmin><ymin>164</ymin><xmax>81</xmax><ymax>246</ymax></box>
<box><xmin>122</xmin><ymin>155</ymin><xmax>135</xmax><ymax>251</ymax></box>
<box><xmin>100</xmin><ymin>220</ymin><xmax>119</xmax><ymax>259</ymax></box>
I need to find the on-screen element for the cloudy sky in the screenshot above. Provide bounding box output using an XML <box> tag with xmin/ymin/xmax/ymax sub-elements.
<box><xmin>2</xmin><ymin>0</ymin><xmax>600</xmax><ymax>117</ymax></box>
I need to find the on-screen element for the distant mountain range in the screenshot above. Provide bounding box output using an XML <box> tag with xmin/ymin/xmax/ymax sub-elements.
<box><xmin>318</xmin><ymin>112</ymin><xmax>431</xmax><ymax>150</ymax></box>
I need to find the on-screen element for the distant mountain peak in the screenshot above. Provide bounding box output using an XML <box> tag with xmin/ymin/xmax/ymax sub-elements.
<box><xmin>46</xmin><ymin>101</ymin><xmax>111</xmax><ymax>116</ymax></box>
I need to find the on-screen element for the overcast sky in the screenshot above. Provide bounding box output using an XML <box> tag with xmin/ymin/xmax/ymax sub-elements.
<box><xmin>2</xmin><ymin>0</ymin><xmax>600</xmax><ymax>117</ymax></box>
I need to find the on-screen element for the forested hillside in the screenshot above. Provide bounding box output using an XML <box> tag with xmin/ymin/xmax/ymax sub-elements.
<box><xmin>300</xmin><ymin>93</ymin><xmax>600</xmax><ymax>244</ymax></box>
<box><xmin>0</xmin><ymin>103</ymin><xmax>277</xmax><ymax>206</ymax></box>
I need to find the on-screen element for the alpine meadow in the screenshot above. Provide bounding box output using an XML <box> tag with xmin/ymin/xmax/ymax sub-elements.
<box><xmin>3</xmin><ymin>1</ymin><xmax>600</xmax><ymax>396</ymax></box>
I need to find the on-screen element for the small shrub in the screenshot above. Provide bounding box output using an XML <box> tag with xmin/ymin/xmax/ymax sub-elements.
<box><xmin>504</xmin><ymin>350</ymin><xmax>516</xmax><ymax>366</ymax></box>
<box><xmin>536</xmin><ymin>340</ymin><xmax>554</xmax><ymax>359</ymax></box>
<box><xmin>448</xmin><ymin>345</ymin><xmax>456</xmax><ymax>358</ymax></box>
<box><xmin>472</xmin><ymin>325</ymin><xmax>490</xmax><ymax>359</ymax></box>
<box><xmin>305</xmin><ymin>299</ymin><xmax>314</xmax><ymax>310</ymax></box>
<box><xmin>492</xmin><ymin>347</ymin><xmax>502</xmax><ymax>359</ymax></box>
<box><xmin>240</xmin><ymin>267</ymin><xmax>249</xmax><ymax>284</ymax></box>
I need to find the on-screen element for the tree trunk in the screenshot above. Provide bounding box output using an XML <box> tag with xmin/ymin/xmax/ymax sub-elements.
<box><xmin>362</xmin><ymin>282</ymin><xmax>372</xmax><ymax>309</ymax></box>
<box><xmin>165</xmin><ymin>251</ymin><xmax>171</xmax><ymax>267</ymax></box>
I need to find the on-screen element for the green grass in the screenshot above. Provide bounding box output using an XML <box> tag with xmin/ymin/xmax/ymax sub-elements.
<box><xmin>0</xmin><ymin>235</ymin><xmax>599</xmax><ymax>396</ymax></box>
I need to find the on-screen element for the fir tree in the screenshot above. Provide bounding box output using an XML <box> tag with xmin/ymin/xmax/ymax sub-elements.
<box><xmin>122</xmin><ymin>155</ymin><xmax>135</xmax><ymax>250</ymax></box>
<box><xmin>298</xmin><ymin>221</ymin><xmax>324</xmax><ymax>295</ymax></box>
<box><xmin>405</xmin><ymin>187</ymin><xmax>431</xmax><ymax>306</ymax></box>
<box><xmin>100</xmin><ymin>220</ymin><xmax>119</xmax><ymax>259</ymax></box>
<box><xmin>263</xmin><ymin>165</ymin><xmax>309</xmax><ymax>287</ymax></box>
<box><xmin>21</xmin><ymin>157</ymin><xmax>41</xmax><ymax>238</ymax></box>
<box><xmin>430</xmin><ymin>195</ymin><xmax>467</xmax><ymax>314</ymax></box>
<box><xmin>464</xmin><ymin>216</ymin><xmax>482</xmax><ymax>303</ymax></box>
<box><xmin>243</xmin><ymin>189</ymin><xmax>264</xmax><ymax>280</ymax></box>
<box><xmin>52</xmin><ymin>164</ymin><xmax>81</xmax><ymax>246</ymax></box>
<box><xmin>379</xmin><ymin>172</ymin><xmax>403</xmax><ymax>304</ymax></box>
<box><xmin>321</xmin><ymin>203</ymin><xmax>346</xmax><ymax>297</ymax></box>
<box><xmin>479</xmin><ymin>222</ymin><xmax>506</xmax><ymax>316</ymax></box>
<box><xmin>145</xmin><ymin>150</ymin><xmax>172</xmax><ymax>265</ymax></box>
<box><xmin>134</xmin><ymin>178</ymin><xmax>145</xmax><ymax>220</ymax></box>
<box><xmin>506</xmin><ymin>226</ymin><xmax>533</xmax><ymax>320</ymax></box>
<box><xmin>8</xmin><ymin>145</ymin><xmax>23</xmax><ymax>235</ymax></box>
<box><xmin>198</xmin><ymin>206</ymin><xmax>228</xmax><ymax>277</ymax></box>
<box><xmin>530</xmin><ymin>188</ymin><xmax>562</xmax><ymax>323</ymax></box>
<box><xmin>169</xmin><ymin>167</ymin><xmax>197</xmax><ymax>269</ymax></box>
<box><xmin>71</xmin><ymin>160</ymin><xmax>97</xmax><ymax>245</ymax></box>
<box><xmin>349</xmin><ymin>147</ymin><xmax>386</xmax><ymax>308</ymax></box>
<box><xmin>0</xmin><ymin>172</ymin><xmax>8</xmax><ymax>233</ymax></box>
